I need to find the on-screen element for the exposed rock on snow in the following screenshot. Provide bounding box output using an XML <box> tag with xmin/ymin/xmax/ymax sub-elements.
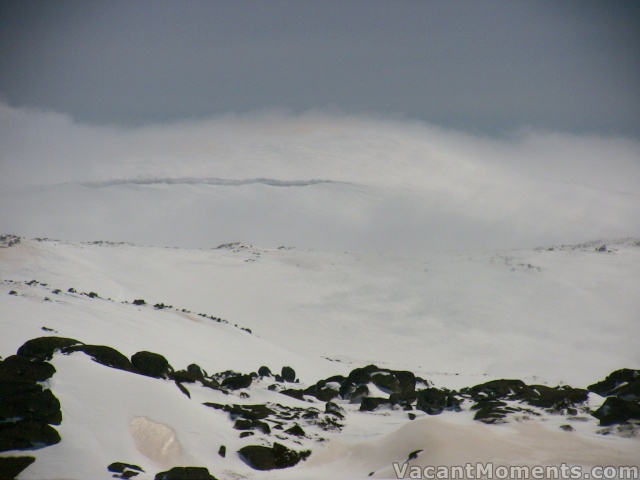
<box><xmin>238</xmin><ymin>442</ymin><xmax>311</xmax><ymax>471</ymax></box>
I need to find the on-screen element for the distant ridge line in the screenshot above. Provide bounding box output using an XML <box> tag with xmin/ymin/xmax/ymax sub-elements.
<box><xmin>77</xmin><ymin>177</ymin><xmax>351</xmax><ymax>188</ymax></box>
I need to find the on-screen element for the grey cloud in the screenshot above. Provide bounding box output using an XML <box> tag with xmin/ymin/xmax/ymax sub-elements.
<box><xmin>1</xmin><ymin>102</ymin><xmax>638</xmax><ymax>253</ymax></box>
<box><xmin>0</xmin><ymin>1</ymin><xmax>638</xmax><ymax>137</ymax></box>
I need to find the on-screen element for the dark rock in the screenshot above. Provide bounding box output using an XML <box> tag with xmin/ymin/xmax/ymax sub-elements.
<box><xmin>0</xmin><ymin>456</ymin><xmax>36</xmax><ymax>479</ymax></box>
<box><xmin>221</xmin><ymin>374</ymin><xmax>252</xmax><ymax>390</ymax></box>
<box><xmin>407</xmin><ymin>449</ymin><xmax>423</xmax><ymax>461</ymax></box>
<box><xmin>233</xmin><ymin>418</ymin><xmax>271</xmax><ymax>434</ymax></box>
<box><xmin>154</xmin><ymin>466</ymin><xmax>218</xmax><ymax>480</ymax></box>
<box><xmin>559</xmin><ymin>425</ymin><xmax>574</xmax><ymax>432</ymax></box>
<box><xmin>465</xmin><ymin>379</ymin><xmax>527</xmax><ymax>400</ymax></box>
<box><xmin>592</xmin><ymin>397</ymin><xmax>640</xmax><ymax>426</ymax></box>
<box><xmin>132</xmin><ymin>299</ymin><xmax>146</xmax><ymax>306</ymax></box>
<box><xmin>325</xmin><ymin>401</ymin><xmax>345</xmax><ymax>416</ymax></box>
<box><xmin>258</xmin><ymin>366</ymin><xmax>272</xmax><ymax>377</ymax></box>
<box><xmin>345</xmin><ymin>385</ymin><xmax>369</xmax><ymax>404</ymax></box>
<box><xmin>8</xmin><ymin>290</ymin><xmax>17</xmax><ymax>296</ymax></box>
<box><xmin>284</xmin><ymin>424</ymin><xmax>306</xmax><ymax>437</ymax></box>
<box><xmin>523</xmin><ymin>385</ymin><xmax>589</xmax><ymax>411</ymax></box>
<box><xmin>0</xmin><ymin>388</ymin><xmax>61</xmax><ymax>425</ymax></box>
<box><xmin>280</xmin><ymin>389</ymin><xmax>305</xmax><ymax>401</ymax></box>
<box><xmin>389</xmin><ymin>391</ymin><xmax>418</xmax><ymax>408</ymax></box>
<box><xmin>588</xmin><ymin>369</ymin><xmax>640</xmax><ymax>399</ymax></box>
<box><xmin>281</xmin><ymin>366</ymin><xmax>296</xmax><ymax>383</ymax></box>
<box><xmin>17</xmin><ymin>337</ymin><xmax>83</xmax><ymax>361</ymax></box>
<box><xmin>415</xmin><ymin>388</ymin><xmax>451</xmax><ymax>415</ymax></box>
<box><xmin>239</xmin><ymin>431</ymin><xmax>254</xmax><ymax>438</ymax></box>
<box><xmin>63</xmin><ymin>345</ymin><xmax>135</xmax><ymax>372</ymax></box>
<box><xmin>463</xmin><ymin>378</ymin><xmax>585</xmax><ymax>413</ymax></box>
<box><xmin>187</xmin><ymin>364</ymin><xmax>205</xmax><ymax>379</ymax></box>
<box><xmin>395</xmin><ymin>371</ymin><xmax>417</xmax><ymax>395</ymax></box>
<box><xmin>238</xmin><ymin>443</ymin><xmax>311</xmax><ymax>471</ymax></box>
<box><xmin>203</xmin><ymin>403</ymin><xmax>275</xmax><ymax>421</ymax></box>
<box><xmin>218</xmin><ymin>445</ymin><xmax>226</xmax><ymax>458</ymax></box>
<box><xmin>0</xmin><ymin>421</ymin><xmax>61</xmax><ymax>452</ymax></box>
<box><xmin>169</xmin><ymin>370</ymin><xmax>201</xmax><ymax>383</ymax></box>
<box><xmin>175</xmin><ymin>382</ymin><xmax>191</xmax><ymax>398</ymax></box>
<box><xmin>131</xmin><ymin>351</ymin><xmax>171</xmax><ymax>378</ymax></box>
<box><xmin>472</xmin><ymin>400</ymin><xmax>510</xmax><ymax>424</ymax></box>
<box><xmin>108</xmin><ymin>462</ymin><xmax>144</xmax><ymax>479</ymax></box>
<box><xmin>408</xmin><ymin>413</ymin><xmax>416</xmax><ymax>420</ymax></box>
<box><xmin>0</xmin><ymin>355</ymin><xmax>56</xmax><ymax>382</ymax></box>
<box><xmin>359</xmin><ymin>397</ymin><xmax>391</xmax><ymax>412</ymax></box>
<box><xmin>305</xmin><ymin>381</ymin><xmax>340</xmax><ymax>402</ymax></box>
<box><xmin>371</xmin><ymin>373</ymin><xmax>401</xmax><ymax>394</ymax></box>
<box><xmin>347</xmin><ymin>364</ymin><xmax>379</xmax><ymax>385</ymax></box>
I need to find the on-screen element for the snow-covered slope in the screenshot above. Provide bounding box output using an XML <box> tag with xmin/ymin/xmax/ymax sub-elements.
<box><xmin>1</xmin><ymin>236</ymin><xmax>639</xmax><ymax>479</ymax></box>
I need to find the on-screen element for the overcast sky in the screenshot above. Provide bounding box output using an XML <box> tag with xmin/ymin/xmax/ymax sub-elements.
<box><xmin>1</xmin><ymin>0</ymin><xmax>639</xmax><ymax>137</ymax></box>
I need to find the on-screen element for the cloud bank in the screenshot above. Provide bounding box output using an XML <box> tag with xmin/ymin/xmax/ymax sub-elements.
<box><xmin>1</xmin><ymin>102</ymin><xmax>639</xmax><ymax>252</ymax></box>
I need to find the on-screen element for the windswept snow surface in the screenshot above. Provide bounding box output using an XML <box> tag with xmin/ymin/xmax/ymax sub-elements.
<box><xmin>0</xmin><ymin>237</ymin><xmax>639</xmax><ymax>479</ymax></box>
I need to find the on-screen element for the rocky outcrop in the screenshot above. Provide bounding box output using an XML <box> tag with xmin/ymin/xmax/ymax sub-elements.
<box><xmin>107</xmin><ymin>462</ymin><xmax>145</xmax><ymax>479</ymax></box>
<box><xmin>154</xmin><ymin>466</ymin><xmax>217</xmax><ymax>480</ymax></box>
<box><xmin>131</xmin><ymin>351</ymin><xmax>172</xmax><ymax>379</ymax></box>
<box><xmin>0</xmin><ymin>456</ymin><xmax>35</xmax><ymax>480</ymax></box>
<box><xmin>588</xmin><ymin>369</ymin><xmax>640</xmax><ymax>426</ymax></box>
<box><xmin>238</xmin><ymin>442</ymin><xmax>310</xmax><ymax>471</ymax></box>
<box><xmin>0</xmin><ymin>351</ymin><xmax>62</xmax><ymax>460</ymax></box>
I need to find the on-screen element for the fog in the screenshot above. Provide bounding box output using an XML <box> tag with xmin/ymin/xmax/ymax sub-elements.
<box><xmin>1</xmin><ymin>101</ymin><xmax>639</xmax><ymax>253</ymax></box>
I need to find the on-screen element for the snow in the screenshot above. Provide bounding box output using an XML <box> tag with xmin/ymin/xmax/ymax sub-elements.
<box><xmin>1</xmin><ymin>237</ymin><xmax>639</xmax><ymax>478</ymax></box>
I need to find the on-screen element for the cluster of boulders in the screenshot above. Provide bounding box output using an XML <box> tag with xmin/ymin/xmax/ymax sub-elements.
<box><xmin>588</xmin><ymin>368</ymin><xmax>640</xmax><ymax>426</ymax></box>
<box><xmin>275</xmin><ymin>364</ymin><xmax>594</xmax><ymax>425</ymax></box>
<box><xmin>0</xmin><ymin>341</ymin><xmax>63</xmax><ymax>478</ymax></box>
<box><xmin>1</xmin><ymin>334</ymin><xmax>638</xmax><ymax>479</ymax></box>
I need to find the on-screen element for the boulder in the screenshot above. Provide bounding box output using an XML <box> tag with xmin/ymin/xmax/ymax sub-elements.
<box><xmin>371</xmin><ymin>373</ymin><xmax>400</xmax><ymax>394</ymax></box>
<box><xmin>131</xmin><ymin>351</ymin><xmax>171</xmax><ymax>378</ymax></box>
<box><xmin>592</xmin><ymin>397</ymin><xmax>640</xmax><ymax>426</ymax></box>
<box><xmin>63</xmin><ymin>345</ymin><xmax>135</xmax><ymax>373</ymax></box>
<box><xmin>347</xmin><ymin>365</ymin><xmax>379</xmax><ymax>385</ymax></box>
<box><xmin>588</xmin><ymin>369</ymin><xmax>640</xmax><ymax>399</ymax></box>
<box><xmin>0</xmin><ymin>456</ymin><xmax>36</xmax><ymax>480</ymax></box>
<box><xmin>359</xmin><ymin>397</ymin><xmax>392</xmax><ymax>412</ymax></box>
<box><xmin>281</xmin><ymin>366</ymin><xmax>296</xmax><ymax>383</ymax></box>
<box><xmin>523</xmin><ymin>385</ymin><xmax>588</xmax><ymax>411</ymax></box>
<box><xmin>107</xmin><ymin>462</ymin><xmax>144</xmax><ymax>479</ymax></box>
<box><xmin>0</xmin><ymin>388</ymin><xmax>61</xmax><ymax>425</ymax></box>
<box><xmin>284</xmin><ymin>424</ymin><xmax>306</xmax><ymax>437</ymax></box>
<box><xmin>238</xmin><ymin>443</ymin><xmax>310</xmax><ymax>471</ymax></box>
<box><xmin>154</xmin><ymin>466</ymin><xmax>217</xmax><ymax>480</ymax></box>
<box><xmin>0</xmin><ymin>421</ymin><xmax>61</xmax><ymax>452</ymax></box>
<box><xmin>17</xmin><ymin>337</ymin><xmax>83</xmax><ymax>361</ymax></box>
<box><xmin>471</xmin><ymin>400</ymin><xmax>510</xmax><ymax>424</ymax></box>
<box><xmin>0</xmin><ymin>356</ymin><xmax>56</xmax><ymax>383</ymax></box>
<box><xmin>416</xmin><ymin>388</ymin><xmax>449</xmax><ymax>415</ymax></box>
<box><xmin>220</xmin><ymin>374</ymin><xmax>252</xmax><ymax>390</ymax></box>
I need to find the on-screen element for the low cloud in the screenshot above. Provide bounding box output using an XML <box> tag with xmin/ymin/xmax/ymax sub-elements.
<box><xmin>1</xmin><ymin>102</ymin><xmax>639</xmax><ymax>252</ymax></box>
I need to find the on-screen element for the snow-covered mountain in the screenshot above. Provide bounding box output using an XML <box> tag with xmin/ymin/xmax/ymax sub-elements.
<box><xmin>1</xmin><ymin>235</ymin><xmax>638</xmax><ymax>479</ymax></box>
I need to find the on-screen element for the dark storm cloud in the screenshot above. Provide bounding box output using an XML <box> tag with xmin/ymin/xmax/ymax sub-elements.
<box><xmin>0</xmin><ymin>0</ymin><xmax>638</xmax><ymax>136</ymax></box>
